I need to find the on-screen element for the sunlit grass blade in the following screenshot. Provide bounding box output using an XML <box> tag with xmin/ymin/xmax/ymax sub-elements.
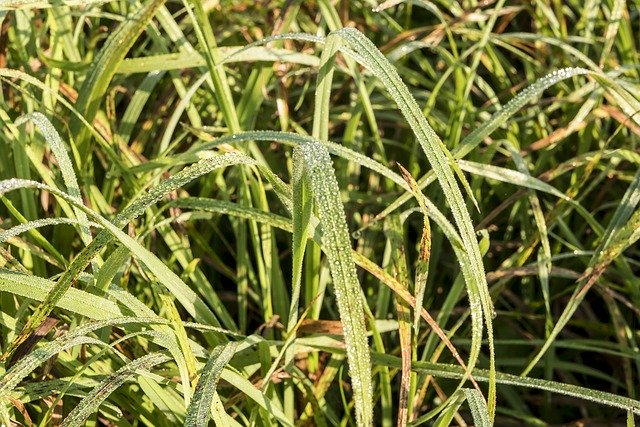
<box><xmin>365</xmin><ymin>67</ymin><xmax>592</xmax><ymax>231</ymax></box>
<box><xmin>0</xmin><ymin>269</ymin><xmax>123</xmax><ymax>320</ymax></box>
<box><xmin>60</xmin><ymin>353</ymin><xmax>171</xmax><ymax>427</ymax></box>
<box><xmin>185</xmin><ymin>342</ymin><xmax>237</xmax><ymax>427</ymax></box>
<box><xmin>0</xmin><ymin>0</ymin><xmax>112</xmax><ymax>9</ymax></box>
<box><xmin>296</xmin><ymin>143</ymin><xmax>372</xmax><ymax>425</ymax></box>
<box><xmin>318</xmin><ymin>27</ymin><xmax>495</xmax><ymax>416</ymax></box>
<box><xmin>69</xmin><ymin>0</ymin><xmax>167</xmax><ymax>157</ymax></box>
<box><xmin>117</xmin><ymin>47</ymin><xmax>319</xmax><ymax>74</ymax></box>
<box><xmin>1</xmin><ymin>152</ymin><xmax>255</xmax><ymax>359</ymax></box>
<box><xmin>0</xmin><ymin>218</ymin><xmax>99</xmax><ymax>244</ymax></box>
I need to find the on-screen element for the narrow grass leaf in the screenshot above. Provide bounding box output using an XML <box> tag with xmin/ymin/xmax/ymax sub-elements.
<box><xmin>297</xmin><ymin>143</ymin><xmax>373</xmax><ymax>426</ymax></box>
<box><xmin>522</xmin><ymin>169</ymin><xmax>640</xmax><ymax>375</ymax></box>
<box><xmin>1</xmin><ymin>152</ymin><xmax>254</xmax><ymax>358</ymax></box>
<box><xmin>15</xmin><ymin>113</ymin><xmax>92</xmax><ymax>246</ymax></box>
<box><xmin>70</xmin><ymin>0</ymin><xmax>167</xmax><ymax>157</ymax></box>
<box><xmin>185</xmin><ymin>342</ymin><xmax>237</xmax><ymax>427</ymax></box>
<box><xmin>60</xmin><ymin>353</ymin><xmax>171</xmax><ymax>427</ymax></box>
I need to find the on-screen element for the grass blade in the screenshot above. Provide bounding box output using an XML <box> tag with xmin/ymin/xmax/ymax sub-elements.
<box><xmin>297</xmin><ymin>143</ymin><xmax>373</xmax><ymax>426</ymax></box>
<box><xmin>60</xmin><ymin>353</ymin><xmax>171</xmax><ymax>427</ymax></box>
<box><xmin>185</xmin><ymin>342</ymin><xmax>237</xmax><ymax>427</ymax></box>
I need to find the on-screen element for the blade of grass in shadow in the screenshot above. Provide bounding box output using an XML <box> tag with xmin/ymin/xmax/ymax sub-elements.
<box><xmin>522</xmin><ymin>168</ymin><xmax>640</xmax><ymax>376</ymax></box>
<box><xmin>383</xmin><ymin>215</ymin><xmax>413</xmax><ymax>427</ymax></box>
<box><xmin>396</xmin><ymin>165</ymin><xmax>431</xmax><ymax>336</ymax></box>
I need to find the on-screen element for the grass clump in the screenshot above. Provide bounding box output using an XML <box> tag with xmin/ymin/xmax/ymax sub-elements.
<box><xmin>0</xmin><ymin>0</ymin><xmax>639</xmax><ymax>425</ymax></box>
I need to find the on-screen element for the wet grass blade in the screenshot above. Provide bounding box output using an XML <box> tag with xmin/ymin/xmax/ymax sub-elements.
<box><xmin>324</xmin><ymin>27</ymin><xmax>495</xmax><ymax>416</ymax></box>
<box><xmin>60</xmin><ymin>353</ymin><xmax>171</xmax><ymax>427</ymax></box>
<box><xmin>185</xmin><ymin>342</ymin><xmax>237</xmax><ymax>427</ymax></box>
<box><xmin>296</xmin><ymin>143</ymin><xmax>372</xmax><ymax>425</ymax></box>
<box><xmin>0</xmin><ymin>152</ymin><xmax>254</xmax><ymax>360</ymax></box>
<box><xmin>522</xmin><ymin>168</ymin><xmax>640</xmax><ymax>376</ymax></box>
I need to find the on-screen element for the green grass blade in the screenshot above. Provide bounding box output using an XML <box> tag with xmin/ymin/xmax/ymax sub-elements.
<box><xmin>15</xmin><ymin>113</ymin><xmax>92</xmax><ymax>247</ymax></box>
<box><xmin>185</xmin><ymin>342</ymin><xmax>237</xmax><ymax>427</ymax></box>
<box><xmin>297</xmin><ymin>143</ymin><xmax>373</xmax><ymax>426</ymax></box>
<box><xmin>325</xmin><ymin>27</ymin><xmax>495</xmax><ymax>415</ymax></box>
<box><xmin>69</xmin><ymin>0</ymin><xmax>167</xmax><ymax>157</ymax></box>
<box><xmin>60</xmin><ymin>353</ymin><xmax>171</xmax><ymax>427</ymax></box>
<box><xmin>366</xmin><ymin>67</ymin><xmax>592</xmax><ymax>230</ymax></box>
<box><xmin>522</xmin><ymin>168</ymin><xmax>640</xmax><ymax>376</ymax></box>
<box><xmin>0</xmin><ymin>269</ymin><xmax>123</xmax><ymax>320</ymax></box>
<box><xmin>1</xmin><ymin>152</ymin><xmax>254</xmax><ymax>358</ymax></box>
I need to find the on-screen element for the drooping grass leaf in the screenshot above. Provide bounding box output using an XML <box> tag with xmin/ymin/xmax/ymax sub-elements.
<box><xmin>1</xmin><ymin>152</ymin><xmax>255</xmax><ymax>359</ymax></box>
<box><xmin>60</xmin><ymin>352</ymin><xmax>171</xmax><ymax>427</ymax></box>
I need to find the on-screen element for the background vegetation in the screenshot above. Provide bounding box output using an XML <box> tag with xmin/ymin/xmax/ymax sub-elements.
<box><xmin>0</xmin><ymin>0</ymin><xmax>639</xmax><ymax>425</ymax></box>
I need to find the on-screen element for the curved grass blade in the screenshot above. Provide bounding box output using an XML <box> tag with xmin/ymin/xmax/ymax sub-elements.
<box><xmin>346</xmin><ymin>350</ymin><xmax>640</xmax><ymax>415</ymax></box>
<box><xmin>185</xmin><ymin>342</ymin><xmax>237</xmax><ymax>427</ymax></box>
<box><xmin>463</xmin><ymin>388</ymin><xmax>491</xmax><ymax>427</ymax></box>
<box><xmin>0</xmin><ymin>69</ymin><xmax>134</xmax><ymax>183</ymax></box>
<box><xmin>219</xmin><ymin>368</ymin><xmax>293</xmax><ymax>427</ymax></box>
<box><xmin>69</xmin><ymin>0</ymin><xmax>167</xmax><ymax>157</ymax></box>
<box><xmin>117</xmin><ymin>47</ymin><xmax>319</xmax><ymax>74</ymax></box>
<box><xmin>0</xmin><ymin>269</ymin><xmax>122</xmax><ymax>320</ymax></box>
<box><xmin>0</xmin><ymin>0</ymin><xmax>112</xmax><ymax>9</ymax></box>
<box><xmin>173</xmin><ymin>130</ymin><xmax>466</xmax><ymax>251</ymax></box>
<box><xmin>168</xmin><ymin>198</ymin><xmax>471</xmax><ymax>377</ymax></box>
<box><xmin>0</xmin><ymin>195</ymin><xmax>67</xmax><ymax>268</ymax></box>
<box><xmin>60</xmin><ymin>353</ymin><xmax>171</xmax><ymax>427</ymax></box>
<box><xmin>365</xmin><ymin>67</ymin><xmax>592</xmax><ymax>231</ymax></box>
<box><xmin>0</xmin><ymin>317</ymin><xmax>159</xmax><ymax>396</ymax></box>
<box><xmin>325</xmin><ymin>27</ymin><xmax>495</xmax><ymax>415</ymax></box>
<box><xmin>1</xmin><ymin>152</ymin><xmax>254</xmax><ymax>359</ymax></box>
<box><xmin>0</xmin><ymin>218</ymin><xmax>100</xmax><ymax>244</ymax></box>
